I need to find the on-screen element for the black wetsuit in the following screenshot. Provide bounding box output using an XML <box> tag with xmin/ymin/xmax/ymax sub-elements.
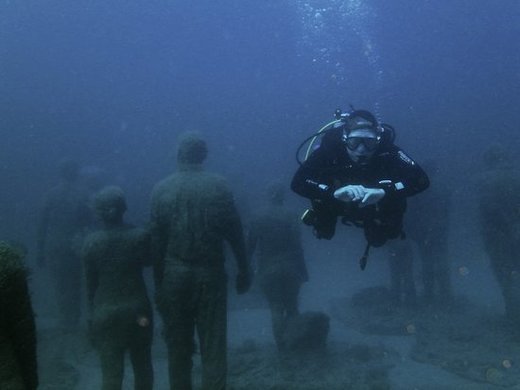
<box><xmin>291</xmin><ymin>128</ymin><xmax>430</xmax><ymax>245</ymax></box>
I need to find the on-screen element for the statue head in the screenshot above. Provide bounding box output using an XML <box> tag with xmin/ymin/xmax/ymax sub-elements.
<box><xmin>177</xmin><ymin>132</ymin><xmax>208</xmax><ymax>165</ymax></box>
<box><xmin>93</xmin><ymin>186</ymin><xmax>127</xmax><ymax>226</ymax></box>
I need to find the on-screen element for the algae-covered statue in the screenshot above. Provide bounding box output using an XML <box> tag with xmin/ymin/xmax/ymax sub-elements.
<box><xmin>478</xmin><ymin>145</ymin><xmax>520</xmax><ymax>327</ymax></box>
<box><xmin>37</xmin><ymin>159</ymin><xmax>92</xmax><ymax>331</ymax></box>
<box><xmin>82</xmin><ymin>186</ymin><xmax>154</xmax><ymax>390</ymax></box>
<box><xmin>247</xmin><ymin>181</ymin><xmax>309</xmax><ymax>351</ymax></box>
<box><xmin>150</xmin><ymin>132</ymin><xmax>251</xmax><ymax>390</ymax></box>
<box><xmin>406</xmin><ymin>160</ymin><xmax>452</xmax><ymax>306</ymax></box>
<box><xmin>0</xmin><ymin>241</ymin><xmax>38</xmax><ymax>390</ymax></box>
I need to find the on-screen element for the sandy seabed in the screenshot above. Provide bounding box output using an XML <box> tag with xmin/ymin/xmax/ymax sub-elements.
<box><xmin>36</xmin><ymin>287</ymin><xmax>520</xmax><ymax>390</ymax></box>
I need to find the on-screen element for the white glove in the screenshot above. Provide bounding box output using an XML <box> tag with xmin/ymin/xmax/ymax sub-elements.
<box><xmin>334</xmin><ymin>185</ymin><xmax>366</xmax><ymax>203</ymax></box>
<box><xmin>360</xmin><ymin>188</ymin><xmax>385</xmax><ymax>207</ymax></box>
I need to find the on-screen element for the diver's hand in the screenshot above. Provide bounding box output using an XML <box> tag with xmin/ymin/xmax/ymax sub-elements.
<box><xmin>334</xmin><ymin>185</ymin><xmax>366</xmax><ymax>203</ymax></box>
<box><xmin>334</xmin><ymin>186</ymin><xmax>385</xmax><ymax>206</ymax></box>
<box><xmin>360</xmin><ymin>188</ymin><xmax>385</xmax><ymax>207</ymax></box>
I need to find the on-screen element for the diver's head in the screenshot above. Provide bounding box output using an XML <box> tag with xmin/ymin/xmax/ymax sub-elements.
<box><xmin>93</xmin><ymin>186</ymin><xmax>127</xmax><ymax>226</ymax></box>
<box><xmin>344</xmin><ymin>110</ymin><xmax>381</xmax><ymax>165</ymax></box>
<box><xmin>177</xmin><ymin>132</ymin><xmax>208</xmax><ymax>165</ymax></box>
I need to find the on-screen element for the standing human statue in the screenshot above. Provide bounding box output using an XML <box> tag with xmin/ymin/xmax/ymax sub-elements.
<box><xmin>82</xmin><ymin>186</ymin><xmax>154</xmax><ymax>390</ymax></box>
<box><xmin>406</xmin><ymin>161</ymin><xmax>452</xmax><ymax>306</ymax></box>
<box><xmin>150</xmin><ymin>132</ymin><xmax>252</xmax><ymax>390</ymax></box>
<box><xmin>478</xmin><ymin>145</ymin><xmax>520</xmax><ymax>327</ymax></box>
<box><xmin>386</xmin><ymin>239</ymin><xmax>417</xmax><ymax>308</ymax></box>
<box><xmin>37</xmin><ymin>159</ymin><xmax>92</xmax><ymax>331</ymax></box>
<box><xmin>247</xmin><ymin>182</ymin><xmax>309</xmax><ymax>351</ymax></box>
<box><xmin>0</xmin><ymin>241</ymin><xmax>38</xmax><ymax>390</ymax></box>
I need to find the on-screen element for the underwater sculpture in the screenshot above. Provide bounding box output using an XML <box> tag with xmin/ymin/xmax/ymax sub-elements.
<box><xmin>0</xmin><ymin>241</ymin><xmax>38</xmax><ymax>390</ymax></box>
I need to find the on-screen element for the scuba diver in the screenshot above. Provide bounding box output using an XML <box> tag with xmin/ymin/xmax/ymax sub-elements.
<box><xmin>291</xmin><ymin>108</ymin><xmax>429</xmax><ymax>269</ymax></box>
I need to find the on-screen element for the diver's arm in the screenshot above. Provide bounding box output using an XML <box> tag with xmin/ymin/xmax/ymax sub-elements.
<box><xmin>381</xmin><ymin>147</ymin><xmax>430</xmax><ymax>198</ymax></box>
<box><xmin>292</xmin><ymin>127</ymin><xmax>348</xmax><ymax>201</ymax></box>
<box><xmin>291</xmin><ymin>154</ymin><xmax>335</xmax><ymax>201</ymax></box>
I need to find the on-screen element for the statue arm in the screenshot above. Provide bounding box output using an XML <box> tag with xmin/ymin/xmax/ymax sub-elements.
<box><xmin>149</xmin><ymin>199</ymin><xmax>169</xmax><ymax>288</ymax></box>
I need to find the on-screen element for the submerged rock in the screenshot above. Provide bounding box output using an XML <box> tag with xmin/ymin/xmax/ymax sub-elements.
<box><xmin>284</xmin><ymin>311</ymin><xmax>330</xmax><ymax>352</ymax></box>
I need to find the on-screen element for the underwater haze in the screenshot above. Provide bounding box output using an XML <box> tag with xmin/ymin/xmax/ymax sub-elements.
<box><xmin>1</xmin><ymin>0</ymin><xmax>519</xmax><ymax>225</ymax></box>
<box><xmin>1</xmin><ymin>0</ymin><xmax>520</xmax><ymax>389</ymax></box>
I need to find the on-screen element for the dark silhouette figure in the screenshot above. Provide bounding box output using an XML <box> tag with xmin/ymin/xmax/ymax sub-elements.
<box><xmin>37</xmin><ymin>160</ymin><xmax>92</xmax><ymax>330</ymax></box>
<box><xmin>247</xmin><ymin>182</ymin><xmax>309</xmax><ymax>351</ymax></box>
<box><xmin>407</xmin><ymin>162</ymin><xmax>452</xmax><ymax>305</ymax></box>
<box><xmin>0</xmin><ymin>241</ymin><xmax>38</xmax><ymax>390</ymax></box>
<box><xmin>82</xmin><ymin>186</ymin><xmax>154</xmax><ymax>390</ymax></box>
<box><xmin>478</xmin><ymin>145</ymin><xmax>520</xmax><ymax>326</ymax></box>
<box><xmin>150</xmin><ymin>132</ymin><xmax>251</xmax><ymax>390</ymax></box>
<box><xmin>387</xmin><ymin>239</ymin><xmax>417</xmax><ymax>307</ymax></box>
